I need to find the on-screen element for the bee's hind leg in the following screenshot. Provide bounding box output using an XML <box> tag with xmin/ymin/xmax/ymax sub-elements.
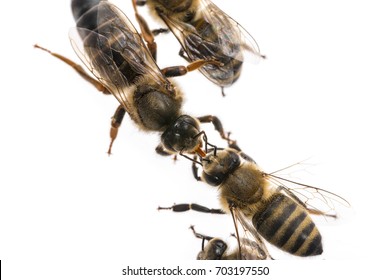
<box><xmin>179</xmin><ymin>48</ymin><xmax>191</xmax><ymax>62</ymax></box>
<box><xmin>107</xmin><ymin>105</ymin><xmax>126</xmax><ymax>155</ymax></box>
<box><xmin>197</xmin><ymin>115</ymin><xmax>229</xmax><ymax>141</ymax></box>
<box><xmin>132</xmin><ymin>0</ymin><xmax>158</xmax><ymax>60</ymax></box>
<box><xmin>152</xmin><ymin>28</ymin><xmax>169</xmax><ymax>36</ymax></box>
<box><xmin>34</xmin><ymin>44</ymin><xmax>109</xmax><ymax>94</ymax></box>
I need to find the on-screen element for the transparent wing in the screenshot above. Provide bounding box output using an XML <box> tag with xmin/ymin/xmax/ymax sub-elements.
<box><xmin>198</xmin><ymin>0</ymin><xmax>263</xmax><ymax>63</ymax></box>
<box><xmin>158</xmin><ymin>14</ymin><xmax>221</xmax><ymax>60</ymax></box>
<box><xmin>263</xmin><ymin>163</ymin><xmax>351</xmax><ymax>220</ymax></box>
<box><xmin>231</xmin><ymin>208</ymin><xmax>273</xmax><ymax>260</ymax></box>
<box><xmin>159</xmin><ymin>14</ymin><xmax>240</xmax><ymax>86</ymax></box>
<box><xmin>70</xmin><ymin>27</ymin><xmax>133</xmax><ymax>110</ymax></box>
<box><xmin>159</xmin><ymin>0</ymin><xmax>263</xmax><ymax>63</ymax></box>
<box><xmin>69</xmin><ymin>2</ymin><xmax>174</xmax><ymax>112</ymax></box>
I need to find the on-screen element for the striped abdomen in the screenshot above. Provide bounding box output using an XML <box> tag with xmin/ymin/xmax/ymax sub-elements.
<box><xmin>252</xmin><ymin>193</ymin><xmax>323</xmax><ymax>256</ymax></box>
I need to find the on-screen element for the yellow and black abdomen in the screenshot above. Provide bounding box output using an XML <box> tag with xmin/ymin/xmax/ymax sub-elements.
<box><xmin>252</xmin><ymin>193</ymin><xmax>323</xmax><ymax>257</ymax></box>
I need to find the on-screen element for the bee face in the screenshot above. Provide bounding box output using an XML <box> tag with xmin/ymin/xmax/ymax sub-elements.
<box><xmin>197</xmin><ymin>238</ymin><xmax>227</xmax><ymax>260</ymax></box>
<box><xmin>161</xmin><ymin>115</ymin><xmax>202</xmax><ymax>154</ymax></box>
<box><xmin>202</xmin><ymin>150</ymin><xmax>241</xmax><ymax>186</ymax></box>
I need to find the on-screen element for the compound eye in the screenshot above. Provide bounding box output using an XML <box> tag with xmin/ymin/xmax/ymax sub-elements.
<box><xmin>202</xmin><ymin>172</ymin><xmax>223</xmax><ymax>186</ymax></box>
<box><xmin>227</xmin><ymin>151</ymin><xmax>241</xmax><ymax>170</ymax></box>
<box><xmin>201</xmin><ymin>151</ymin><xmax>241</xmax><ymax>186</ymax></box>
<box><xmin>212</xmin><ymin>239</ymin><xmax>228</xmax><ymax>258</ymax></box>
<box><xmin>180</xmin><ymin>115</ymin><xmax>199</xmax><ymax>130</ymax></box>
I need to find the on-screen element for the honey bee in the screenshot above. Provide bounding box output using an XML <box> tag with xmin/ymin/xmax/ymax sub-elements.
<box><xmin>133</xmin><ymin>0</ymin><xmax>265</xmax><ymax>96</ymax></box>
<box><xmin>161</xmin><ymin>143</ymin><xmax>350</xmax><ymax>257</ymax></box>
<box><xmin>35</xmin><ymin>0</ymin><xmax>228</xmax><ymax>156</ymax></box>
<box><xmin>190</xmin><ymin>225</ymin><xmax>272</xmax><ymax>260</ymax></box>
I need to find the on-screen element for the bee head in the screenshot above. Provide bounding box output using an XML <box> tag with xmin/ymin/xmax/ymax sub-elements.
<box><xmin>202</xmin><ymin>149</ymin><xmax>241</xmax><ymax>186</ymax></box>
<box><xmin>161</xmin><ymin>115</ymin><xmax>204</xmax><ymax>155</ymax></box>
<box><xmin>197</xmin><ymin>238</ymin><xmax>227</xmax><ymax>260</ymax></box>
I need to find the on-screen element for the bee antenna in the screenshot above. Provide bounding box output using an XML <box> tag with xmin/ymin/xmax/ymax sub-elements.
<box><xmin>201</xmin><ymin>132</ymin><xmax>219</xmax><ymax>155</ymax></box>
<box><xmin>201</xmin><ymin>237</ymin><xmax>207</xmax><ymax>251</ymax></box>
<box><xmin>193</xmin><ymin>131</ymin><xmax>206</xmax><ymax>140</ymax></box>
<box><xmin>206</xmin><ymin>142</ymin><xmax>218</xmax><ymax>156</ymax></box>
<box><xmin>179</xmin><ymin>150</ymin><xmax>203</xmax><ymax>166</ymax></box>
<box><xmin>192</xmin><ymin>130</ymin><xmax>219</xmax><ymax>156</ymax></box>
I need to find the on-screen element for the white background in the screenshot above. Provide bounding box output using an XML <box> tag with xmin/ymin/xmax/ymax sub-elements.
<box><xmin>1</xmin><ymin>0</ymin><xmax>389</xmax><ymax>279</ymax></box>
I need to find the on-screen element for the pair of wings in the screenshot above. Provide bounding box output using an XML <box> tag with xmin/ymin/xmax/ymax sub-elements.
<box><xmin>158</xmin><ymin>0</ymin><xmax>263</xmax><ymax>79</ymax></box>
<box><xmin>232</xmin><ymin>211</ymin><xmax>273</xmax><ymax>260</ymax></box>
<box><xmin>160</xmin><ymin>0</ymin><xmax>261</xmax><ymax>60</ymax></box>
<box><xmin>230</xmin><ymin>159</ymin><xmax>351</xmax><ymax>259</ymax></box>
<box><xmin>69</xmin><ymin>1</ymin><xmax>174</xmax><ymax>113</ymax></box>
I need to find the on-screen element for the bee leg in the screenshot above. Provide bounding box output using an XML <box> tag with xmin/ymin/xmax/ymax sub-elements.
<box><xmin>152</xmin><ymin>28</ymin><xmax>169</xmax><ymax>36</ymax></box>
<box><xmin>179</xmin><ymin>48</ymin><xmax>191</xmax><ymax>62</ymax></box>
<box><xmin>192</xmin><ymin>158</ymin><xmax>201</xmax><ymax>181</ymax></box>
<box><xmin>107</xmin><ymin>105</ymin><xmax>126</xmax><ymax>155</ymax></box>
<box><xmin>155</xmin><ymin>144</ymin><xmax>175</xmax><ymax>157</ymax></box>
<box><xmin>135</xmin><ymin>0</ymin><xmax>146</xmax><ymax>6</ymax></box>
<box><xmin>227</xmin><ymin>139</ymin><xmax>241</xmax><ymax>151</ymax></box>
<box><xmin>135</xmin><ymin>13</ymin><xmax>157</xmax><ymax>60</ymax></box>
<box><xmin>190</xmin><ymin>226</ymin><xmax>216</xmax><ymax>254</ymax></box>
<box><xmin>196</xmin><ymin>115</ymin><xmax>229</xmax><ymax>141</ymax></box>
<box><xmin>161</xmin><ymin>59</ymin><xmax>223</xmax><ymax>78</ymax></box>
<box><xmin>158</xmin><ymin>203</ymin><xmax>225</xmax><ymax>214</ymax></box>
<box><xmin>133</xmin><ymin>1</ymin><xmax>169</xmax><ymax>37</ymax></box>
<box><xmin>225</xmin><ymin>139</ymin><xmax>257</xmax><ymax>163</ymax></box>
<box><xmin>189</xmin><ymin>225</ymin><xmax>213</xmax><ymax>242</ymax></box>
<box><xmin>221</xmin><ymin>87</ymin><xmax>226</xmax><ymax>97</ymax></box>
<box><xmin>132</xmin><ymin>0</ymin><xmax>157</xmax><ymax>60</ymax></box>
<box><xmin>155</xmin><ymin>144</ymin><xmax>180</xmax><ymax>162</ymax></box>
<box><xmin>33</xmin><ymin>44</ymin><xmax>109</xmax><ymax>94</ymax></box>
<box><xmin>239</xmin><ymin>152</ymin><xmax>256</xmax><ymax>163</ymax></box>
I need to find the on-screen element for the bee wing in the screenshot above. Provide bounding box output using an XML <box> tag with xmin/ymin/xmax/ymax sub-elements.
<box><xmin>232</xmin><ymin>208</ymin><xmax>273</xmax><ymax>260</ymax></box>
<box><xmin>69</xmin><ymin>27</ymin><xmax>132</xmax><ymax>109</ymax></box>
<box><xmin>198</xmin><ymin>0</ymin><xmax>263</xmax><ymax>62</ymax></box>
<box><xmin>69</xmin><ymin>2</ymin><xmax>174</xmax><ymax>112</ymax></box>
<box><xmin>157</xmin><ymin>14</ymin><xmax>221</xmax><ymax>60</ymax></box>
<box><xmin>158</xmin><ymin>0</ymin><xmax>262</xmax><ymax>63</ymax></box>
<box><xmin>265</xmin><ymin>172</ymin><xmax>351</xmax><ymax>220</ymax></box>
